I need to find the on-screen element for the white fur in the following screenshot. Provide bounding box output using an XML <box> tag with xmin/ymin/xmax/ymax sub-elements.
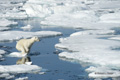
<box><xmin>16</xmin><ymin>37</ymin><xmax>40</xmax><ymax>54</ymax></box>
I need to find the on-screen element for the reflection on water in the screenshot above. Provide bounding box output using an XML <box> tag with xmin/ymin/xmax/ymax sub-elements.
<box><xmin>16</xmin><ymin>57</ymin><xmax>32</xmax><ymax>65</ymax></box>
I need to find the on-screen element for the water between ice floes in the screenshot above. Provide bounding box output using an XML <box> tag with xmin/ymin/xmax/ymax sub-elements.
<box><xmin>0</xmin><ymin>18</ymin><xmax>112</xmax><ymax>80</ymax></box>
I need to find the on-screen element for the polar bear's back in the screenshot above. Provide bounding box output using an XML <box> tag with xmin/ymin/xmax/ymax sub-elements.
<box><xmin>16</xmin><ymin>39</ymin><xmax>31</xmax><ymax>50</ymax></box>
<box><xmin>17</xmin><ymin>39</ymin><xmax>29</xmax><ymax>46</ymax></box>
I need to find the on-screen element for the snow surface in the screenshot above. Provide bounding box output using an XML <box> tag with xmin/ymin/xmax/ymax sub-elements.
<box><xmin>56</xmin><ymin>30</ymin><xmax>120</xmax><ymax>78</ymax></box>
<box><xmin>23</xmin><ymin>0</ymin><xmax>89</xmax><ymax>18</ymax></box>
<box><xmin>0</xmin><ymin>30</ymin><xmax>62</xmax><ymax>42</ymax></box>
<box><xmin>8</xmin><ymin>52</ymin><xmax>27</xmax><ymax>57</ymax></box>
<box><xmin>15</xmin><ymin>77</ymin><xmax>28</xmax><ymax>80</ymax></box>
<box><xmin>0</xmin><ymin>18</ymin><xmax>17</xmax><ymax>27</ymax></box>
<box><xmin>21</xmin><ymin>24</ymin><xmax>33</xmax><ymax>31</ymax></box>
<box><xmin>0</xmin><ymin>0</ymin><xmax>27</xmax><ymax>19</ymax></box>
<box><xmin>0</xmin><ymin>64</ymin><xmax>41</xmax><ymax>73</ymax></box>
<box><xmin>0</xmin><ymin>64</ymin><xmax>42</xmax><ymax>79</ymax></box>
<box><xmin>0</xmin><ymin>49</ymin><xmax>6</xmax><ymax>60</ymax></box>
<box><xmin>23</xmin><ymin>0</ymin><xmax>120</xmax><ymax>29</ymax></box>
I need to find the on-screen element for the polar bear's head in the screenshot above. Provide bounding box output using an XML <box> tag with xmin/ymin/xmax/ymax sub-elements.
<box><xmin>31</xmin><ymin>36</ymin><xmax>40</xmax><ymax>42</ymax></box>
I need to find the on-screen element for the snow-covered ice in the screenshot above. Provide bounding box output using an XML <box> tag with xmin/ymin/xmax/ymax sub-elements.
<box><xmin>0</xmin><ymin>30</ymin><xmax>62</xmax><ymax>42</ymax></box>
<box><xmin>0</xmin><ymin>73</ymin><xmax>14</xmax><ymax>80</ymax></box>
<box><xmin>0</xmin><ymin>64</ymin><xmax>41</xmax><ymax>73</ymax></box>
<box><xmin>15</xmin><ymin>77</ymin><xmax>28</xmax><ymax>80</ymax></box>
<box><xmin>23</xmin><ymin>0</ymin><xmax>89</xmax><ymax>18</ymax></box>
<box><xmin>0</xmin><ymin>0</ymin><xmax>27</xmax><ymax>19</ymax></box>
<box><xmin>100</xmin><ymin>12</ymin><xmax>120</xmax><ymax>23</ymax></box>
<box><xmin>0</xmin><ymin>18</ymin><xmax>17</xmax><ymax>27</ymax></box>
<box><xmin>86</xmin><ymin>66</ymin><xmax>120</xmax><ymax>78</ymax></box>
<box><xmin>0</xmin><ymin>64</ymin><xmax>42</xmax><ymax>79</ymax></box>
<box><xmin>56</xmin><ymin>30</ymin><xmax>120</xmax><ymax>78</ymax></box>
<box><xmin>0</xmin><ymin>49</ymin><xmax>6</xmax><ymax>60</ymax></box>
<box><xmin>21</xmin><ymin>24</ymin><xmax>33</xmax><ymax>31</ymax></box>
<box><xmin>0</xmin><ymin>27</ymin><xmax>11</xmax><ymax>31</ymax></box>
<box><xmin>8</xmin><ymin>52</ymin><xmax>27</xmax><ymax>57</ymax></box>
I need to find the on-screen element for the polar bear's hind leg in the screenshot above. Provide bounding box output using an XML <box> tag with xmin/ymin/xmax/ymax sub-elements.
<box><xmin>19</xmin><ymin>47</ymin><xmax>26</xmax><ymax>54</ymax></box>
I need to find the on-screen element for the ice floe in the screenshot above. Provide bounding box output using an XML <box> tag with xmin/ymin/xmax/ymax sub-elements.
<box><xmin>0</xmin><ymin>30</ymin><xmax>62</xmax><ymax>42</ymax></box>
<box><xmin>0</xmin><ymin>18</ymin><xmax>17</xmax><ymax>27</ymax></box>
<box><xmin>0</xmin><ymin>0</ymin><xmax>27</xmax><ymax>19</ymax></box>
<box><xmin>8</xmin><ymin>52</ymin><xmax>27</xmax><ymax>57</ymax></box>
<box><xmin>0</xmin><ymin>49</ymin><xmax>6</xmax><ymax>61</ymax></box>
<box><xmin>86</xmin><ymin>66</ymin><xmax>120</xmax><ymax>78</ymax></box>
<box><xmin>0</xmin><ymin>73</ymin><xmax>14</xmax><ymax>80</ymax></box>
<box><xmin>21</xmin><ymin>24</ymin><xmax>33</xmax><ymax>31</ymax></box>
<box><xmin>0</xmin><ymin>64</ymin><xmax>41</xmax><ymax>73</ymax></box>
<box><xmin>15</xmin><ymin>77</ymin><xmax>28</xmax><ymax>80</ymax></box>
<box><xmin>56</xmin><ymin>30</ymin><xmax>120</xmax><ymax>78</ymax></box>
<box><xmin>85</xmin><ymin>0</ymin><xmax>120</xmax><ymax>10</ymax></box>
<box><xmin>23</xmin><ymin>0</ymin><xmax>88</xmax><ymax>18</ymax></box>
<box><xmin>41</xmin><ymin>10</ymin><xmax>99</xmax><ymax>29</ymax></box>
<box><xmin>0</xmin><ymin>64</ymin><xmax>42</xmax><ymax>79</ymax></box>
<box><xmin>100</xmin><ymin>12</ymin><xmax>120</xmax><ymax>23</ymax></box>
<box><xmin>0</xmin><ymin>27</ymin><xmax>10</xmax><ymax>31</ymax></box>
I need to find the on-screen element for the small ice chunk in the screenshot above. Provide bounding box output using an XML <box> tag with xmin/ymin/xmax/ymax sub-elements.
<box><xmin>109</xmin><ymin>36</ymin><xmax>120</xmax><ymax>40</ymax></box>
<box><xmin>25</xmin><ymin>62</ymin><xmax>32</xmax><ymax>65</ymax></box>
<box><xmin>15</xmin><ymin>77</ymin><xmax>28</xmax><ymax>80</ymax></box>
<box><xmin>0</xmin><ymin>65</ymin><xmax>42</xmax><ymax>73</ymax></box>
<box><xmin>0</xmin><ymin>73</ymin><xmax>14</xmax><ymax>79</ymax></box>
<box><xmin>8</xmin><ymin>52</ymin><xmax>27</xmax><ymax>57</ymax></box>
<box><xmin>100</xmin><ymin>12</ymin><xmax>120</xmax><ymax>23</ymax></box>
<box><xmin>21</xmin><ymin>25</ymin><xmax>33</xmax><ymax>31</ymax></box>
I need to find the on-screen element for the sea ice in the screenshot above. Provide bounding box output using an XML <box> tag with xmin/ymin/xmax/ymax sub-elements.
<box><xmin>0</xmin><ymin>0</ymin><xmax>27</xmax><ymax>19</ymax></box>
<box><xmin>15</xmin><ymin>77</ymin><xmax>28</xmax><ymax>80</ymax></box>
<box><xmin>0</xmin><ymin>73</ymin><xmax>14</xmax><ymax>79</ymax></box>
<box><xmin>86</xmin><ymin>66</ymin><xmax>120</xmax><ymax>78</ymax></box>
<box><xmin>23</xmin><ymin>0</ymin><xmax>89</xmax><ymax>17</ymax></box>
<box><xmin>85</xmin><ymin>0</ymin><xmax>120</xmax><ymax>10</ymax></box>
<box><xmin>56</xmin><ymin>30</ymin><xmax>120</xmax><ymax>78</ymax></box>
<box><xmin>8</xmin><ymin>52</ymin><xmax>27</xmax><ymax>57</ymax></box>
<box><xmin>0</xmin><ymin>64</ymin><xmax>42</xmax><ymax>79</ymax></box>
<box><xmin>21</xmin><ymin>24</ymin><xmax>33</xmax><ymax>31</ymax></box>
<box><xmin>0</xmin><ymin>49</ymin><xmax>6</xmax><ymax>60</ymax></box>
<box><xmin>0</xmin><ymin>27</ymin><xmax>10</xmax><ymax>31</ymax></box>
<box><xmin>0</xmin><ymin>30</ymin><xmax>62</xmax><ymax>42</ymax></box>
<box><xmin>100</xmin><ymin>12</ymin><xmax>120</xmax><ymax>23</ymax></box>
<box><xmin>0</xmin><ymin>18</ymin><xmax>17</xmax><ymax>27</ymax></box>
<box><xmin>0</xmin><ymin>64</ymin><xmax>42</xmax><ymax>73</ymax></box>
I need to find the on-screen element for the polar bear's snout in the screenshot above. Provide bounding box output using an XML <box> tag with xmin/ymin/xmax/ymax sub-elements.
<box><xmin>32</xmin><ymin>36</ymin><xmax>40</xmax><ymax>42</ymax></box>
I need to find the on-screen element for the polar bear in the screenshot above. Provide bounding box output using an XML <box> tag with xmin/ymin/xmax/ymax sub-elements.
<box><xmin>16</xmin><ymin>36</ymin><xmax>40</xmax><ymax>54</ymax></box>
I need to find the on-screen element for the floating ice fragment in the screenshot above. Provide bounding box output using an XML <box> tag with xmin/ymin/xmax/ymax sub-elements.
<box><xmin>8</xmin><ymin>52</ymin><xmax>27</xmax><ymax>57</ymax></box>
<box><xmin>21</xmin><ymin>25</ymin><xmax>33</xmax><ymax>31</ymax></box>
<box><xmin>15</xmin><ymin>77</ymin><xmax>28</xmax><ymax>80</ymax></box>
<box><xmin>0</xmin><ymin>64</ymin><xmax>42</xmax><ymax>74</ymax></box>
<box><xmin>0</xmin><ymin>73</ymin><xmax>15</xmax><ymax>79</ymax></box>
